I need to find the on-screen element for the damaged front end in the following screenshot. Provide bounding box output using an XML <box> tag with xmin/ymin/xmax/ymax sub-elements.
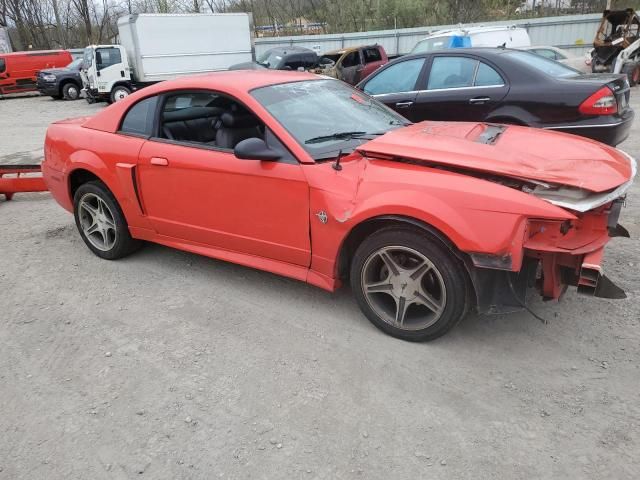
<box><xmin>471</xmin><ymin>177</ymin><xmax>634</xmax><ymax>314</ymax></box>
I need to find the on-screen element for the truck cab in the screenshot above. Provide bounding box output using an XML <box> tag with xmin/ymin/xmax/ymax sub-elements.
<box><xmin>82</xmin><ymin>45</ymin><xmax>133</xmax><ymax>103</ymax></box>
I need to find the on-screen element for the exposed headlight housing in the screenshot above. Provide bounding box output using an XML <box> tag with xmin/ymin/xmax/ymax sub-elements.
<box><xmin>42</xmin><ymin>74</ymin><xmax>56</xmax><ymax>82</ymax></box>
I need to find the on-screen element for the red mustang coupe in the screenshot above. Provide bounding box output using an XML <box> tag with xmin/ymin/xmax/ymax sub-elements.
<box><xmin>43</xmin><ymin>71</ymin><xmax>635</xmax><ymax>341</ymax></box>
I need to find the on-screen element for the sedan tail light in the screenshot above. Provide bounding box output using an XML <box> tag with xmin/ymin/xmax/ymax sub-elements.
<box><xmin>579</xmin><ymin>87</ymin><xmax>618</xmax><ymax>115</ymax></box>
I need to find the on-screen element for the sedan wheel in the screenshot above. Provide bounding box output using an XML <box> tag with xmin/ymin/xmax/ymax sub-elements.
<box><xmin>351</xmin><ymin>228</ymin><xmax>470</xmax><ymax>341</ymax></box>
<box><xmin>73</xmin><ymin>181</ymin><xmax>141</xmax><ymax>259</ymax></box>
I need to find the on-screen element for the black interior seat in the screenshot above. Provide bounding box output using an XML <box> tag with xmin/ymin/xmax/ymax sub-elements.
<box><xmin>162</xmin><ymin>106</ymin><xmax>224</xmax><ymax>144</ymax></box>
<box><xmin>215</xmin><ymin>112</ymin><xmax>263</xmax><ymax>149</ymax></box>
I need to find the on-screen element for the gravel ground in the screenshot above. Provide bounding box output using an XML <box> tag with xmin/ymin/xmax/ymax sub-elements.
<box><xmin>1</xmin><ymin>92</ymin><xmax>639</xmax><ymax>479</ymax></box>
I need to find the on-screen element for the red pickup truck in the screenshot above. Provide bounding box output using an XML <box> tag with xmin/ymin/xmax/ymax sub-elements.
<box><xmin>315</xmin><ymin>45</ymin><xmax>388</xmax><ymax>85</ymax></box>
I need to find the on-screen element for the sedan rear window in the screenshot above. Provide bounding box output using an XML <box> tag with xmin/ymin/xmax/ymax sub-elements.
<box><xmin>505</xmin><ymin>50</ymin><xmax>579</xmax><ymax>77</ymax></box>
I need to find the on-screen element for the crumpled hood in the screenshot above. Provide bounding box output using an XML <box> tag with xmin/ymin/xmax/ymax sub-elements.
<box><xmin>357</xmin><ymin>122</ymin><xmax>634</xmax><ymax>193</ymax></box>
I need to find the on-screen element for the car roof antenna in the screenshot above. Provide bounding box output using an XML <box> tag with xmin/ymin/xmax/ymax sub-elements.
<box><xmin>333</xmin><ymin>149</ymin><xmax>343</xmax><ymax>171</ymax></box>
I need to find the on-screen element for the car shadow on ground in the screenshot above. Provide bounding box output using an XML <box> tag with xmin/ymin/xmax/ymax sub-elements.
<box><xmin>126</xmin><ymin>240</ymin><xmax>550</xmax><ymax>346</ymax></box>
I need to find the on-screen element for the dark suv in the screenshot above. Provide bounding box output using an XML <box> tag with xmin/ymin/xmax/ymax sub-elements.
<box><xmin>37</xmin><ymin>58</ymin><xmax>83</xmax><ymax>100</ymax></box>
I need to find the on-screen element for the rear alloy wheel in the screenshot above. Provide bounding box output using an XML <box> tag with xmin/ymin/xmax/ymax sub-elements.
<box><xmin>110</xmin><ymin>85</ymin><xmax>131</xmax><ymax>103</ymax></box>
<box><xmin>350</xmin><ymin>228</ymin><xmax>470</xmax><ymax>341</ymax></box>
<box><xmin>62</xmin><ymin>83</ymin><xmax>80</xmax><ymax>100</ymax></box>
<box><xmin>73</xmin><ymin>181</ymin><xmax>141</xmax><ymax>260</ymax></box>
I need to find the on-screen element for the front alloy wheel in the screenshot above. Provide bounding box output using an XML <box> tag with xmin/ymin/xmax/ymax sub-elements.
<box><xmin>361</xmin><ymin>246</ymin><xmax>446</xmax><ymax>330</ymax></box>
<box><xmin>351</xmin><ymin>228</ymin><xmax>470</xmax><ymax>341</ymax></box>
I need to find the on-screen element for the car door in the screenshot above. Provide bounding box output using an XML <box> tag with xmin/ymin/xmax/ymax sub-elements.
<box><xmin>410</xmin><ymin>55</ymin><xmax>509</xmax><ymax>122</ymax></box>
<box><xmin>136</xmin><ymin>90</ymin><xmax>311</xmax><ymax>267</ymax></box>
<box><xmin>338</xmin><ymin>51</ymin><xmax>363</xmax><ymax>85</ymax></box>
<box><xmin>361</xmin><ymin>47</ymin><xmax>384</xmax><ymax>80</ymax></box>
<box><xmin>360</xmin><ymin>57</ymin><xmax>427</xmax><ymax>122</ymax></box>
<box><xmin>94</xmin><ymin>47</ymin><xmax>125</xmax><ymax>86</ymax></box>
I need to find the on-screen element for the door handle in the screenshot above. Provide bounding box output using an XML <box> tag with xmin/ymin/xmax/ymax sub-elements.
<box><xmin>395</xmin><ymin>101</ymin><xmax>414</xmax><ymax>108</ymax></box>
<box><xmin>469</xmin><ymin>97</ymin><xmax>491</xmax><ymax>104</ymax></box>
<box><xmin>150</xmin><ymin>157</ymin><xmax>169</xmax><ymax>166</ymax></box>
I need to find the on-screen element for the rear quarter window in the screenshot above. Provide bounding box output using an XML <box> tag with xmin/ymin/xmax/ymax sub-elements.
<box><xmin>120</xmin><ymin>96</ymin><xmax>158</xmax><ymax>137</ymax></box>
<box><xmin>0</xmin><ymin>58</ymin><xmax>5</xmax><ymax>73</ymax></box>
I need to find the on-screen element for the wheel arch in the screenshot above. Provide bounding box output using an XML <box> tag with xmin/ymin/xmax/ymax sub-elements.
<box><xmin>337</xmin><ymin>214</ymin><xmax>479</xmax><ymax>315</ymax></box>
<box><xmin>336</xmin><ymin>214</ymin><xmax>468</xmax><ymax>280</ymax></box>
<box><xmin>58</xmin><ymin>78</ymin><xmax>80</xmax><ymax>96</ymax></box>
<box><xmin>69</xmin><ymin>168</ymin><xmax>104</xmax><ymax>199</ymax></box>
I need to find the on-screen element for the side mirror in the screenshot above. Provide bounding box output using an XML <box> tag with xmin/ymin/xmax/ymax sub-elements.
<box><xmin>234</xmin><ymin>138</ymin><xmax>281</xmax><ymax>162</ymax></box>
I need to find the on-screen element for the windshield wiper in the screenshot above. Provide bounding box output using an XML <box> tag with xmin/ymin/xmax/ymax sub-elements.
<box><xmin>305</xmin><ymin>131</ymin><xmax>385</xmax><ymax>144</ymax></box>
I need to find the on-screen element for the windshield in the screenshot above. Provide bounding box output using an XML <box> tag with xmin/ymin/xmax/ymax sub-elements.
<box><xmin>251</xmin><ymin>79</ymin><xmax>409</xmax><ymax>160</ymax></box>
<box><xmin>256</xmin><ymin>50</ymin><xmax>282</xmax><ymax>69</ymax></box>
<box><xmin>66</xmin><ymin>58</ymin><xmax>83</xmax><ymax>70</ymax></box>
<box><xmin>505</xmin><ymin>50</ymin><xmax>580</xmax><ymax>77</ymax></box>
<box><xmin>412</xmin><ymin>36</ymin><xmax>452</xmax><ymax>53</ymax></box>
<box><xmin>82</xmin><ymin>47</ymin><xmax>93</xmax><ymax>68</ymax></box>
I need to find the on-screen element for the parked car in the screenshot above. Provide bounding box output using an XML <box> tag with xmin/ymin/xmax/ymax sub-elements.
<box><xmin>357</xmin><ymin>48</ymin><xmax>633</xmax><ymax>146</ymax></box>
<box><xmin>230</xmin><ymin>46</ymin><xmax>318</xmax><ymax>71</ymax></box>
<box><xmin>411</xmin><ymin>25</ymin><xmax>530</xmax><ymax>54</ymax></box>
<box><xmin>0</xmin><ymin>49</ymin><xmax>72</xmax><ymax>96</ymax></box>
<box><xmin>315</xmin><ymin>45</ymin><xmax>388</xmax><ymax>85</ymax></box>
<box><xmin>520</xmin><ymin>45</ymin><xmax>591</xmax><ymax>73</ymax></box>
<box><xmin>42</xmin><ymin>71</ymin><xmax>634</xmax><ymax>341</ymax></box>
<box><xmin>37</xmin><ymin>58</ymin><xmax>84</xmax><ymax>100</ymax></box>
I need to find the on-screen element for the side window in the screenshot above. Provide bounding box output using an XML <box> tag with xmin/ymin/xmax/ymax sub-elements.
<box><xmin>474</xmin><ymin>62</ymin><xmax>504</xmax><ymax>87</ymax></box>
<box><xmin>363</xmin><ymin>48</ymin><xmax>382</xmax><ymax>64</ymax></box>
<box><xmin>120</xmin><ymin>96</ymin><xmax>158</xmax><ymax>137</ymax></box>
<box><xmin>159</xmin><ymin>91</ymin><xmax>265</xmax><ymax>151</ymax></box>
<box><xmin>363</xmin><ymin>58</ymin><xmax>425</xmax><ymax>95</ymax></box>
<box><xmin>0</xmin><ymin>58</ymin><xmax>5</xmax><ymax>73</ymax></box>
<box><xmin>341</xmin><ymin>51</ymin><xmax>360</xmax><ymax>68</ymax></box>
<box><xmin>427</xmin><ymin>57</ymin><xmax>477</xmax><ymax>90</ymax></box>
<box><xmin>96</xmin><ymin>48</ymin><xmax>122</xmax><ymax>70</ymax></box>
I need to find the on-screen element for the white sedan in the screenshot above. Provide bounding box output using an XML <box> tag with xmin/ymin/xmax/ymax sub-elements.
<box><xmin>519</xmin><ymin>46</ymin><xmax>591</xmax><ymax>73</ymax></box>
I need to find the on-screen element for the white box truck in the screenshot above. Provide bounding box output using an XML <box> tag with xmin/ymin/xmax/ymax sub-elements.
<box><xmin>82</xmin><ymin>13</ymin><xmax>253</xmax><ymax>103</ymax></box>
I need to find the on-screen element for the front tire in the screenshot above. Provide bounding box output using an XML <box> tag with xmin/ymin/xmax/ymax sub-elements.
<box><xmin>350</xmin><ymin>228</ymin><xmax>470</xmax><ymax>341</ymax></box>
<box><xmin>62</xmin><ymin>82</ymin><xmax>80</xmax><ymax>100</ymax></box>
<box><xmin>73</xmin><ymin>181</ymin><xmax>141</xmax><ymax>260</ymax></box>
<box><xmin>110</xmin><ymin>85</ymin><xmax>131</xmax><ymax>103</ymax></box>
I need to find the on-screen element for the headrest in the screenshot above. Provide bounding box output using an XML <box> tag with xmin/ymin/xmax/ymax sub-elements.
<box><xmin>221</xmin><ymin>112</ymin><xmax>259</xmax><ymax>129</ymax></box>
<box><xmin>163</xmin><ymin>106</ymin><xmax>224</xmax><ymax>123</ymax></box>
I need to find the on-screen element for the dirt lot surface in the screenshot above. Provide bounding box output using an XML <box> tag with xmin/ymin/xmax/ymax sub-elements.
<box><xmin>1</xmin><ymin>92</ymin><xmax>639</xmax><ymax>480</ymax></box>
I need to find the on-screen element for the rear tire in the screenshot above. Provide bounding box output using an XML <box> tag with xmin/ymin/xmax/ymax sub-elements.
<box><xmin>62</xmin><ymin>82</ymin><xmax>80</xmax><ymax>100</ymax></box>
<box><xmin>350</xmin><ymin>227</ymin><xmax>470</xmax><ymax>342</ymax></box>
<box><xmin>73</xmin><ymin>181</ymin><xmax>141</xmax><ymax>260</ymax></box>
